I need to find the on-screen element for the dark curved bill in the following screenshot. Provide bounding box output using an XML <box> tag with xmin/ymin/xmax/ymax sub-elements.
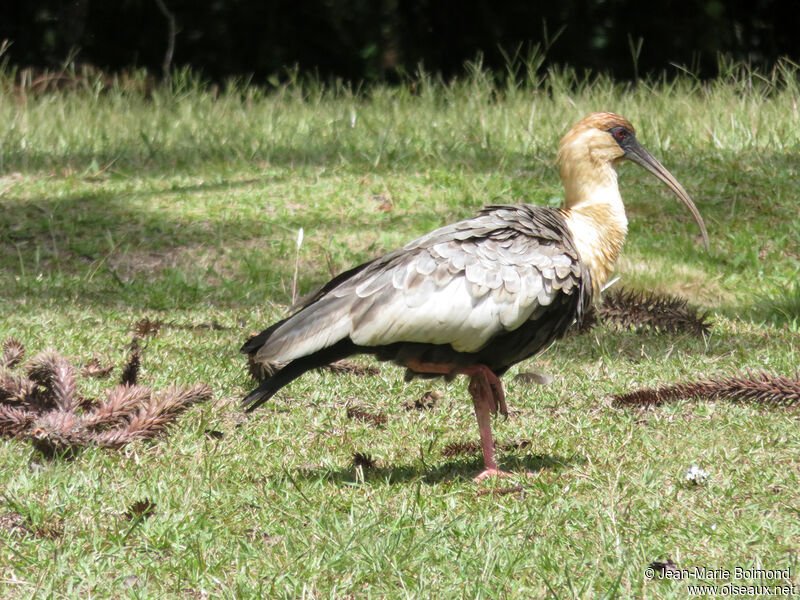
<box><xmin>625</xmin><ymin>140</ymin><xmax>710</xmax><ymax>251</ymax></box>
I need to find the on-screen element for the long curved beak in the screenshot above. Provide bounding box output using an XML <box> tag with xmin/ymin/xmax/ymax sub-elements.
<box><xmin>625</xmin><ymin>141</ymin><xmax>710</xmax><ymax>251</ymax></box>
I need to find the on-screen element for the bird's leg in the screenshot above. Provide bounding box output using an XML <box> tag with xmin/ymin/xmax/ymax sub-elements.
<box><xmin>402</xmin><ymin>358</ymin><xmax>519</xmax><ymax>480</ymax></box>
<box><xmin>402</xmin><ymin>359</ymin><xmax>508</xmax><ymax>416</ymax></box>
<box><xmin>460</xmin><ymin>364</ymin><xmax>508</xmax><ymax>417</ymax></box>
<box><xmin>468</xmin><ymin>371</ymin><xmax>515</xmax><ymax>481</ymax></box>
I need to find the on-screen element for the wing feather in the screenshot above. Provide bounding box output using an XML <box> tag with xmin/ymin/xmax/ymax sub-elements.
<box><xmin>249</xmin><ymin>204</ymin><xmax>586</xmax><ymax>362</ymax></box>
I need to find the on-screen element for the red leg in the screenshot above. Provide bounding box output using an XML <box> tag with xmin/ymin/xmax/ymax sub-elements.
<box><xmin>404</xmin><ymin>360</ymin><xmax>508</xmax><ymax>416</ymax></box>
<box><xmin>403</xmin><ymin>358</ymin><xmax>526</xmax><ymax>481</ymax></box>
<box><xmin>468</xmin><ymin>372</ymin><xmax>515</xmax><ymax>481</ymax></box>
<box><xmin>460</xmin><ymin>364</ymin><xmax>508</xmax><ymax>417</ymax></box>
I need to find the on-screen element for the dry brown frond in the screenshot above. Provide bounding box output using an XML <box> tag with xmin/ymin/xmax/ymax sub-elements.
<box><xmin>352</xmin><ymin>452</ymin><xmax>376</xmax><ymax>469</ymax></box>
<box><xmin>0</xmin><ymin>336</ymin><xmax>212</xmax><ymax>455</ymax></box>
<box><xmin>441</xmin><ymin>441</ymin><xmax>481</xmax><ymax>458</ymax></box>
<box><xmin>0</xmin><ymin>404</ymin><xmax>35</xmax><ymax>436</ymax></box>
<box><xmin>501</xmin><ymin>439</ymin><xmax>533</xmax><ymax>451</ymax></box>
<box><xmin>81</xmin><ymin>358</ymin><xmax>115</xmax><ymax>379</ymax></box>
<box><xmin>120</xmin><ymin>338</ymin><xmax>141</xmax><ymax>386</ymax></box>
<box><xmin>403</xmin><ymin>390</ymin><xmax>441</xmax><ymax>410</ymax></box>
<box><xmin>133</xmin><ymin>318</ymin><xmax>163</xmax><ymax>338</ymax></box>
<box><xmin>325</xmin><ymin>360</ymin><xmax>381</xmax><ymax>376</ymax></box>
<box><xmin>93</xmin><ymin>384</ymin><xmax>212</xmax><ymax>448</ymax></box>
<box><xmin>599</xmin><ymin>288</ymin><xmax>711</xmax><ymax>337</ymax></box>
<box><xmin>2</xmin><ymin>338</ymin><xmax>25</xmax><ymax>369</ymax></box>
<box><xmin>346</xmin><ymin>406</ymin><xmax>388</xmax><ymax>426</ymax></box>
<box><xmin>27</xmin><ymin>350</ymin><xmax>79</xmax><ymax>411</ymax></box>
<box><xmin>649</xmin><ymin>558</ymin><xmax>680</xmax><ymax>577</ymax></box>
<box><xmin>0</xmin><ymin>370</ymin><xmax>36</xmax><ymax>403</ymax></box>
<box><xmin>82</xmin><ymin>385</ymin><xmax>153</xmax><ymax>430</ymax></box>
<box><xmin>52</xmin><ymin>359</ymin><xmax>78</xmax><ymax>412</ymax></box>
<box><xmin>29</xmin><ymin>411</ymin><xmax>86</xmax><ymax>455</ymax></box>
<box><xmin>613</xmin><ymin>371</ymin><xmax>800</xmax><ymax>407</ymax></box>
<box><xmin>571</xmin><ymin>306</ymin><xmax>599</xmax><ymax>335</ymax></box>
<box><xmin>124</xmin><ymin>499</ymin><xmax>156</xmax><ymax>520</ymax></box>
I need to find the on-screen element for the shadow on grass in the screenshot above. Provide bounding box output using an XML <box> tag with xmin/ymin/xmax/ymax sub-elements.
<box><xmin>2</xmin><ymin>137</ymin><xmax>523</xmax><ymax>180</ymax></box>
<box><xmin>294</xmin><ymin>451</ymin><xmax>584</xmax><ymax>486</ymax></box>
<box><xmin>0</xmin><ymin>174</ymin><xmax>451</xmax><ymax>309</ymax></box>
<box><xmin>3</xmin><ymin>150</ymin><xmax>795</xmax><ymax>319</ymax></box>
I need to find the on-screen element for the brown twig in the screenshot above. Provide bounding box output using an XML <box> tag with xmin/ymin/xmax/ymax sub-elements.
<box><xmin>152</xmin><ymin>0</ymin><xmax>177</xmax><ymax>79</ymax></box>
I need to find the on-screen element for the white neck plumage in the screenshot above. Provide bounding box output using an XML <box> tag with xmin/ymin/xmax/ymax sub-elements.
<box><xmin>559</xmin><ymin>157</ymin><xmax>629</xmax><ymax>294</ymax></box>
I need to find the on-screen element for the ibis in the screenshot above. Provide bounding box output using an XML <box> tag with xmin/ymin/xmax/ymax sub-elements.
<box><xmin>241</xmin><ymin>112</ymin><xmax>709</xmax><ymax>481</ymax></box>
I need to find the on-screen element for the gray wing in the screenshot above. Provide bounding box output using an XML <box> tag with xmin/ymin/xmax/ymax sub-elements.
<box><xmin>252</xmin><ymin>205</ymin><xmax>584</xmax><ymax>364</ymax></box>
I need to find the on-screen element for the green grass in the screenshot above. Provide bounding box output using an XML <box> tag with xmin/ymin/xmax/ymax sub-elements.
<box><xmin>1</xmin><ymin>60</ymin><xmax>799</xmax><ymax>599</ymax></box>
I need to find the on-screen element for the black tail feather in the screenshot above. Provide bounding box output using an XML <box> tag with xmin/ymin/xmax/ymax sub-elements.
<box><xmin>242</xmin><ymin>339</ymin><xmax>360</xmax><ymax>412</ymax></box>
<box><xmin>240</xmin><ymin>317</ymin><xmax>290</xmax><ymax>355</ymax></box>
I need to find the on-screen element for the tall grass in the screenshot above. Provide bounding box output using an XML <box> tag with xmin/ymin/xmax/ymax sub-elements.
<box><xmin>1</xmin><ymin>56</ymin><xmax>799</xmax><ymax>175</ymax></box>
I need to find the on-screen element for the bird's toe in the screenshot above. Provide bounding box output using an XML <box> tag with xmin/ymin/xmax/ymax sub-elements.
<box><xmin>472</xmin><ymin>467</ymin><xmax>516</xmax><ymax>482</ymax></box>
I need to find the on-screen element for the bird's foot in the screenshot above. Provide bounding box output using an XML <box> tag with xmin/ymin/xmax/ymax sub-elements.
<box><xmin>473</xmin><ymin>468</ymin><xmax>516</xmax><ymax>482</ymax></box>
<box><xmin>473</xmin><ymin>468</ymin><xmax>536</xmax><ymax>482</ymax></box>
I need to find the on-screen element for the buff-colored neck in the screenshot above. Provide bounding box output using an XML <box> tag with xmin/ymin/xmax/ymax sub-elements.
<box><xmin>558</xmin><ymin>133</ymin><xmax>629</xmax><ymax>293</ymax></box>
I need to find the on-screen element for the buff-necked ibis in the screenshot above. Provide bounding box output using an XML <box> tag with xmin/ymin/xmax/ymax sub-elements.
<box><xmin>241</xmin><ymin>112</ymin><xmax>709</xmax><ymax>481</ymax></box>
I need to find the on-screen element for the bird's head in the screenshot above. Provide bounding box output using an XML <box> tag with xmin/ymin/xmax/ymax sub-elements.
<box><xmin>558</xmin><ymin>112</ymin><xmax>709</xmax><ymax>251</ymax></box>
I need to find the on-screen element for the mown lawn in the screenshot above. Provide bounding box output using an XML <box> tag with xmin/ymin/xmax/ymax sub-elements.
<box><xmin>1</xmin><ymin>62</ymin><xmax>798</xmax><ymax>599</ymax></box>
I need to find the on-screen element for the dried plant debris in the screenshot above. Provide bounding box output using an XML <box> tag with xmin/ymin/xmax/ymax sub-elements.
<box><xmin>513</xmin><ymin>371</ymin><xmax>554</xmax><ymax>386</ymax></box>
<box><xmin>403</xmin><ymin>390</ymin><xmax>441</xmax><ymax>411</ymax></box>
<box><xmin>649</xmin><ymin>558</ymin><xmax>681</xmax><ymax>578</ymax></box>
<box><xmin>346</xmin><ymin>405</ymin><xmax>388</xmax><ymax>427</ymax></box>
<box><xmin>81</xmin><ymin>358</ymin><xmax>115</xmax><ymax>379</ymax></box>
<box><xmin>134</xmin><ymin>317</ymin><xmax>229</xmax><ymax>338</ymax></box>
<box><xmin>351</xmin><ymin>452</ymin><xmax>376</xmax><ymax>469</ymax></box>
<box><xmin>0</xmin><ymin>337</ymin><xmax>212</xmax><ymax>456</ymax></box>
<box><xmin>120</xmin><ymin>338</ymin><xmax>142</xmax><ymax>386</ymax></box>
<box><xmin>597</xmin><ymin>288</ymin><xmax>711</xmax><ymax>337</ymax></box>
<box><xmin>571</xmin><ymin>309</ymin><xmax>599</xmax><ymax>335</ymax></box>
<box><xmin>2</xmin><ymin>338</ymin><xmax>25</xmax><ymax>369</ymax></box>
<box><xmin>0</xmin><ymin>511</ymin><xmax>63</xmax><ymax>540</ymax></box>
<box><xmin>326</xmin><ymin>360</ymin><xmax>381</xmax><ymax>376</ymax></box>
<box><xmin>442</xmin><ymin>441</ymin><xmax>481</xmax><ymax>458</ymax></box>
<box><xmin>613</xmin><ymin>371</ymin><xmax>800</xmax><ymax>408</ymax></box>
<box><xmin>442</xmin><ymin>438</ymin><xmax>534</xmax><ymax>458</ymax></box>
<box><xmin>504</xmin><ymin>439</ymin><xmax>533</xmax><ymax>451</ymax></box>
<box><xmin>133</xmin><ymin>318</ymin><xmax>163</xmax><ymax>339</ymax></box>
<box><xmin>124</xmin><ymin>499</ymin><xmax>157</xmax><ymax>521</ymax></box>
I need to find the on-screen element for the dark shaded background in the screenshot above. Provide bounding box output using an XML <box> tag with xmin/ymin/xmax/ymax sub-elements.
<box><xmin>1</xmin><ymin>1</ymin><xmax>796</xmax><ymax>82</ymax></box>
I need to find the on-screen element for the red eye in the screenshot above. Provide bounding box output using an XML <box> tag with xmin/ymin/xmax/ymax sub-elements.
<box><xmin>615</xmin><ymin>129</ymin><xmax>626</xmax><ymax>140</ymax></box>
